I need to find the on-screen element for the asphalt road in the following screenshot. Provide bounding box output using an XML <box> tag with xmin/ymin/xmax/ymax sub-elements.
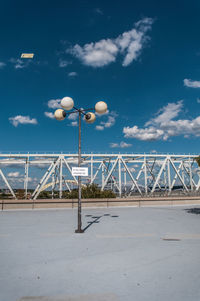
<box><xmin>0</xmin><ymin>205</ymin><xmax>200</xmax><ymax>301</ymax></box>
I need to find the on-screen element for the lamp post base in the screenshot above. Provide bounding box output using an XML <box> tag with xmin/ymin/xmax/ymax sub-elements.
<box><xmin>75</xmin><ymin>229</ymin><xmax>84</xmax><ymax>233</ymax></box>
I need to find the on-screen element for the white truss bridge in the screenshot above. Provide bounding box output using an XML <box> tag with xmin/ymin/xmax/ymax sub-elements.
<box><xmin>0</xmin><ymin>153</ymin><xmax>199</xmax><ymax>199</ymax></box>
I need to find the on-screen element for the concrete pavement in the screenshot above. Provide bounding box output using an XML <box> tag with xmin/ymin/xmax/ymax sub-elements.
<box><xmin>0</xmin><ymin>206</ymin><xmax>200</xmax><ymax>301</ymax></box>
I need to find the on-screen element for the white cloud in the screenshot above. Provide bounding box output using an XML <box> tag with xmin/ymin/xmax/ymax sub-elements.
<box><xmin>116</xmin><ymin>25</ymin><xmax>145</xmax><ymax>67</ymax></box>
<box><xmin>197</xmin><ymin>98</ymin><xmax>200</xmax><ymax>103</ymax></box>
<box><xmin>110</xmin><ymin>141</ymin><xmax>132</xmax><ymax>148</ymax></box>
<box><xmin>95</xmin><ymin>8</ymin><xmax>103</xmax><ymax>15</ymax></box>
<box><xmin>47</xmin><ymin>99</ymin><xmax>61</xmax><ymax>109</ymax></box>
<box><xmin>68</xmin><ymin>71</ymin><xmax>77</xmax><ymax>77</ymax></box>
<box><xmin>123</xmin><ymin>126</ymin><xmax>164</xmax><ymax>141</ymax></box>
<box><xmin>71</xmin><ymin>121</ymin><xmax>78</xmax><ymax>127</ymax></box>
<box><xmin>59</xmin><ymin>59</ymin><xmax>71</xmax><ymax>67</ymax></box>
<box><xmin>184</xmin><ymin>79</ymin><xmax>200</xmax><ymax>88</ymax></box>
<box><xmin>0</xmin><ymin>62</ymin><xmax>6</xmax><ymax>69</ymax></box>
<box><xmin>101</xmin><ymin>115</ymin><xmax>116</xmax><ymax>128</ymax></box>
<box><xmin>122</xmin><ymin>166</ymin><xmax>136</xmax><ymax>172</ymax></box>
<box><xmin>7</xmin><ymin>172</ymin><xmax>20</xmax><ymax>177</ymax></box>
<box><xmin>146</xmin><ymin>101</ymin><xmax>183</xmax><ymax>126</ymax></box>
<box><xmin>71</xmin><ymin>39</ymin><xmax>118</xmax><ymax>67</ymax></box>
<box><xmin>97</xmin><ymin>111</ymin><xmax>117</xmax><ymax>130</ymax></box>
<box><xmin>31</xmin><ymin>162</ymin><xmax>48</xmax><ymax>169</ymax></box>
<box><xmin>123</xmin><ymin>100</ymin><xmax>200</xmax><ymax>141</ymax></box>
<box><xmin>44</xmin><ymin>112</ymin><xmax>55</xmax><ymax>119</ymax></box>
<box><xmin>68</xmin><ymin>112</ymin><xmax>78</xmax><ymax>120</ymax></box>
<box><xmin>120</xmin><ymin>141</ymin><xmax>132</xmax><ymax>148</ymax></box>
<box><xmin>96</xmin><ymin>125</ymin><xmax>104</xmax><ymax>130</ymax></box>
<box><xmin>110</xmin><ymin>143</ymin><xmax>119</xmax><ymax>148</ymax></box>
<box><xmin>8</xmin><ymin>176</ymin><xmax>34</xmax><ymax>183</ymax></box>
<box><xmin>95</xmin><ymin>111</ymin><xmax>117</xmax><ymax>130</ymax></box>
<box><xmin>161</xmin><ymin>117</ymin><xmax>200</xmax><ymax>139</ymax></box>
<box><xmin>68</xmin><ymin>17</ymin><xmax>153</xmax><ymax>67</ymax></box>
<box><xmin>9</xmin><ymin>115</ymin><xmax>38</xmax><ymax>127</ymax></box>
<box><xmin>10</xmin><ymin>58</ymin><xmax>31</xmax><ymax>69</ymax></box>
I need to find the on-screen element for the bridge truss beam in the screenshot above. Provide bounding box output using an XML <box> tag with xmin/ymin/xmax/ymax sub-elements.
<box><xmin>0</xmin><ymin>153</ymin><xmax>199</xmax><ymax>199</ymax></box>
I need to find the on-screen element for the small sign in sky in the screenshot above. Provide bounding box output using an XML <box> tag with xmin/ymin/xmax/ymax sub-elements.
<box><xmin>72</xmin><ymin>167</ymin><xmax>88</xmax><ymax>177</ymax></box>
<box><xmin>21</xmin><ymin>53</ymin><xmax>34</xmax><ymax>58</ymax></box>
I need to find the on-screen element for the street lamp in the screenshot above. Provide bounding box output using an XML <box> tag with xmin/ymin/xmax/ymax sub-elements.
<box><xmin>54</xmin><ymin>97</ymin><xmax>107</xmax><ymax>233</ymax></box>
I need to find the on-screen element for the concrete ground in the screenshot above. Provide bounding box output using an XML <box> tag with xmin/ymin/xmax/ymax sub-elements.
<box><xmin>0</xmin><ymin>205</ymin><xmax>200</xmax><ymax>301</ymax></box>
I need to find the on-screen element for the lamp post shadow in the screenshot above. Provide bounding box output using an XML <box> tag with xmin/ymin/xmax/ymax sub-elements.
<box><xmin>83</xmin><ymin>216</ymin><xmax>102</xmax><ymax>232</ymax></box>
<box><xmin>82</xmin><ymin>214</ymin><xmax>119</xmax><ymax>232</ymax></box>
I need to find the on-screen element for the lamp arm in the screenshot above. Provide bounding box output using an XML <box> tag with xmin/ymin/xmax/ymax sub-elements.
<box><xmin>73</xmin><ymin>107</ymin><xmax>95</xmax><ymax>115</ymax></box>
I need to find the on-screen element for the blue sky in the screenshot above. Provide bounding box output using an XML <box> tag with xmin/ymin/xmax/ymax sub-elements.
<box><xmin>0</xmin><ymin>0</ymin><xmax>200</xmax><ymax>154</ymax></box>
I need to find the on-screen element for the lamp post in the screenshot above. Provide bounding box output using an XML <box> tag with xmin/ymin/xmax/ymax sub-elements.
<box><xmin>54</xmin><ymin>97</ymin><xmax>107</xmax><ymax>233</ymax></box>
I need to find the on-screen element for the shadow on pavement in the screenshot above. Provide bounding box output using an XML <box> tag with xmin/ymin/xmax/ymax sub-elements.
<box><xmin>185</xmin><ymin>208</ymin><xmax>200</xmax><ymax>215</ymax></box>
<box><xmin>83</xmin><ymin>214</ymin><xmax>119</xmax><ymax>232</ymax></box>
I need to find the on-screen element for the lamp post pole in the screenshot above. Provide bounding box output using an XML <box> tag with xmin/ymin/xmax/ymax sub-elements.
<box><xmin>75</xmin><ymin>110</ymin><xmax>84</xmax><ymax>233</ymax></box>
<box><xmin>54</xmin><ymin>98</ymin><xmax>108</xmax><ymax>234</ymax></box>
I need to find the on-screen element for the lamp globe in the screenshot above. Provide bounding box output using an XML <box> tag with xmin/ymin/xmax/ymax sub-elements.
<box><xmin>85</xmin><ymin>112</ymin><xmax>96</xmax><ymax>124</ymax></box>
<box><xmin>95</xmin><ymin>101</ymin><xmax>107</xmax><ymax>114</ymax></box>
<box><xmin>61</xmin><ymin>97</ymin><xmax>74</xmax><ymax>111</ymax></box>
<box><xmin>54</xmin><ymin>109</ymin><xmax>66</xmax><ymax>121</ymax></box>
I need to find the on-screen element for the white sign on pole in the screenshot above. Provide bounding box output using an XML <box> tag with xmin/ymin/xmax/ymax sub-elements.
<box><xmin>72</xmin><ymin>167</ymin><xmax>88</xmax><ymax>177</ymax></box>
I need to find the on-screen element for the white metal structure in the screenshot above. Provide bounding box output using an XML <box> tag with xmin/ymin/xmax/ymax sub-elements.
<box><xmin>0</xmin><ymin>153</ymin><xmax>199</xmax><ymax>199</ymax></box>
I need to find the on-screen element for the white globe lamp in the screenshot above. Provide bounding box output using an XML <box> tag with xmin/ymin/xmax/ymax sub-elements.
<box><xmin>95</xmin><ymin>101</ymin><xmax>107</xmax><ymax>114</ymax></box>
<box><xmin>61</xmin><ymin>97</ymin><xmax>74</xmax><ymax>111</ymax></box>
<box><xmin>85</xmin><ymin>112</ymin><xmax>96</xmax><ymax>124</ymax></box>
<box><xmin>54</xmin><ymin>109</ymin><xmax>66</xmax><ymax>121</ymax></box>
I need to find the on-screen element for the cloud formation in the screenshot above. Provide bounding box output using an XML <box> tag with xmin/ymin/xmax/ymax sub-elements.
<box><xmin>95</xmin><ymin>111</ymin><xmax>118</xmax><ymax>130</ymax></box>
<box><xmin>123</xmin><ymin>126</ymin><xmax>164</xmax><ymax>141</ymax></box>
<box><xmin>145</xmin><ymin>101</ymin><xmax>183</xmax><ymax>126</ymax></box>
<box><xmin>44</xmin><ymin>112</ymin><xmax>55</xmax><ymax>119</ymax></box>
<box><xmin>68</xmin><ymin>71</ymin><xmax>77</xmax><ymax>77</ymax></box>
<box><xmin>184</xmin><ymin>79</ymin><xmax>200</xmax><ymax>88</ymax></box>
<box><xmin>68</xmin><ymin>18</ymin><xmax>153</xmax><ymax>67</ymax></box>
<box><xmin>7</xmin><ymin>172</ymin><xmax>20</xmax><ymax>177</ymax></box>
<box><xmin>59</xmin><ymin>59</ymin><xmax>71</xmax><ymax>67</ymax></box>
<box><xmin>67</xmin><ymin>112</ymin><xmax>79</xmax><ymax>126</ymax></box>
<box><xmin>0</xmin><ymin>62</ymin><xmax>6</xmax><ymax>69</ymax></box>
<box><xmin>96</xmin><ymin>125</ymin><xmax>104</xmax><ymax>131</ymax></box>
<box><xmin>123</xmin><ymin>100</ymin><xmax>200</xmax><ymax>141</ymax></box>
<box><xmin>8</xmin><ymin>175</ymin><xmax>36</xmax><ymax>184</ymax></box>
<box><xmin>95</xmin><ymin>8</ymin><xmax>103</xmax><ymax>15</ymax></box>
<box><xmin>70</xmin><ymin>121</ymin><xmax>78</xmax><ymax>127</ymax></box>
<box><xmin>101</xmin><ymin>115</ymin><xmax>116</xmax><ymax>128</ymax></box>
<box><xmin>68</xmin><ymin>112</ymin><xmax>78</xmax><ymax>120</ymax></box>
<box><xmin>110</xmin><ymin>141</ymin><xmax>132</xmax><ymax>148</ymax></box>
<box><xmin>9</xmin><ymin>58</ymin><xmax>31</xmax><ymax>69</ymax></box>
<box><xmin>9</xmin><ymin>115</ymin><xmax>38</xmax><ymax>127</ymax></box>
<box><xmin>47</xmin><ymin>99</ymin><xmax>61</xmax><ymax>109</ymax></box>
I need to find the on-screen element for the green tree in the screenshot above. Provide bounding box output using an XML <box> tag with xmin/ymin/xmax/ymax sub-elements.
<box><xmin>16</xmin><ymin>189</ymin><xmax>25</xmax><ymax>199</ymax></box>
<box><xmin>195</xmin><ymin>156</ymin><xmax>200</xmax><ymax>167</ymax></box>
<box><xmin>63</xmin><ymin>184</ymin><xmax>116</xmax><ymax>199</ymax></box>
<box><xmin>38</xmin><ymin>190</ymin><xmax>51</xmax><ymax>199</ymax></box>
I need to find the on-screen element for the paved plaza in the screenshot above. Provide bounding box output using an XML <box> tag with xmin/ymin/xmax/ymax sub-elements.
<box><xmin>0</xmin><ymin>205</ymin><xmax>200</xmax><ymax>301</ymax></box>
